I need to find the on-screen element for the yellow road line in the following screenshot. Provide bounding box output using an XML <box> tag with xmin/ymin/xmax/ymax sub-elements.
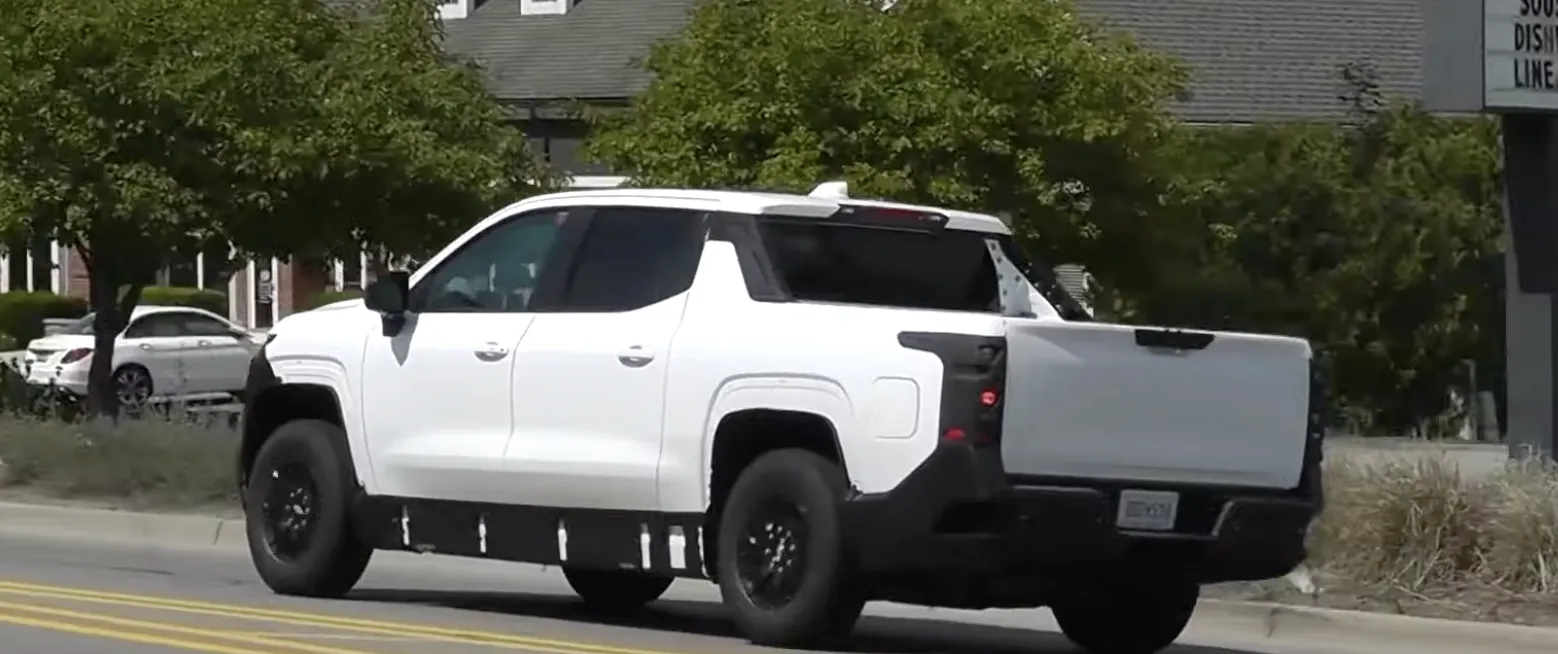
<box><xmin>0</xmin><ymin>580</ymin><xmax>685</xmax><ymax>654</ymax></box>
<box><xmin>0</xmin><ymin>609</ymin><xmax>270</xmax><ymax>654</ymax></box>
<box><xmin>0</xmin><ymin>599</ymin><xmax>377</xmax><ymax>654</ymax></box>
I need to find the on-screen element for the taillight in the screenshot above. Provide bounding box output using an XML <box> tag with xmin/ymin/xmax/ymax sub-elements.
<box><xmin>979</xmin><ymin>389</ymin><xmax>1000</xmax><ymax>407</ymax></box>
<box><xmin>60</xmin><ymin>348</ymin><xmax>91</xmax><ymax>364</ymax></box>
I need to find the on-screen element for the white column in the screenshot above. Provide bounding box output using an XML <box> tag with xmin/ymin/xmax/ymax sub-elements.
<box><xmin>49</xmin><ymin>240</ymin><xmax>61</xmax><ymax>294</ymax></box>
<box><xmin>1</xmin><ymin>253</ymin><xmax>11</xmax><ymax>292</ymax></box>
<box><xmin>359</xmin><ymin>251</ymin><xmax>370</xmax><ymax>289</ymax></box>
<box><xmin>24</xmin><ymin>248</ymin><xmax>34</xmax><ymax>291</ymax></box>
<box><xmin>228</xmin><ymin>245</ymin><xmax>240</xmax><ymax>323</ymax></box>
<box><xmin>245</xmin><ymin>260</ymin><xmax>258</xmax><ymax>329</ymax></box>
<box><xmin>333</xmin><ymin>258</ymin><xmax>345</xmax><ymax>292</ymax></box>
<box><xmin>269</xmin><ymin>258</ymin><xmax>280</xmax><ymax>324</ymax></box>
<box><xmin>195</xmin><ymin>251</ymin><xmax>205</xmax><ymax>289</ymax></box>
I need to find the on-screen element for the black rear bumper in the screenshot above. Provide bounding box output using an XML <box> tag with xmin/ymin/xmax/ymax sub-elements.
<box><xmin>840</xmin><ymin>441</ymin><xmax>1320</xmax><ymax>586</ymax></box>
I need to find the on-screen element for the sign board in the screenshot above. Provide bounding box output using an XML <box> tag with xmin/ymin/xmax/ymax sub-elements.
<box><xmin>1486</xmin><ymin>0</ymin><xmax>1558</xmax><ymax>110</ymax></box>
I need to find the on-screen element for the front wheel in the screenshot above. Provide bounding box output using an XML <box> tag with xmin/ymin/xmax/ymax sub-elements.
<box><xmin>244</xmin><ymin>419</ymin><xmax>372</xmax><ymax>598</ymax></box>
<box><xmin>716</xmin><ymin>449</ymin><xmax>866</xmax><ymax>648</ymax></box>
<box><xmin>1051</xmin><ymin>581</ymin><xmax>1198</xmax><ymax>654</ymax></box>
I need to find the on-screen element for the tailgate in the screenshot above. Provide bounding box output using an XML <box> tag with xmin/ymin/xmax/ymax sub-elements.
<box><xmin>1001</xmin><ymin>320</ymin><xmax>1311</xmax><ymax>489</ymax></box>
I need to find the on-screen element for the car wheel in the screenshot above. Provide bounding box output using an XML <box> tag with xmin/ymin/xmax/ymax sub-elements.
<box><xmin>244</xmin><ymin>418</ymin><xmax>372</xmax><ymax>598</ymax></box>
<box><xmin>563</xmin><ymin>568</ymin><xmax>673</xmax><ymax>610</ymax></box>
<box><xmin>716</xmin><ymin>449</ymin><xmax>866</xmax><ymax>648</ymax></box>
<box><xmin>113</xmin><ymin>365</ymin><xmax>153</xmax><ymax>410</ymax></box>
<box><xmin>1051</xmin><ymin>580</ymin><xmax>1199</xmax><ymax>654</ymax></box>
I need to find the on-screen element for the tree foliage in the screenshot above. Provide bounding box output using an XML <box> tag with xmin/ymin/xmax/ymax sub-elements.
<box><xmin>591</xmin><ymin>1</ymin><xmax>1504</xmax><ymax>435</ymax></box>
<box><xmin>0</xmin><ymin>0</ymin><xmax>550</xmax><ymax>413</ymax></box>
<box><xmin>1125</xmin><ymin>68</ymin><xmax>1503</xmax><ymax>435</ymax></box>
<box><xmin>589</xmin><ymin>0</ymin><xmax>1192</xmax><ymax>284</ymax></box>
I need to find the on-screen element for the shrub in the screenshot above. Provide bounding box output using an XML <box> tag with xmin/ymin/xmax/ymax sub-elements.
<box><xmin>140</xmin><ymin>286</ymin><xmax>229</xmax><ymax>315</ymax></box>
<box><xmin>1314</xmin><ymin>450</ymin><xmax>1558</xmax><ymax>596</ymax></box>
<box><xmin>300</xmin><ymin>289</ymin><xmax>363</xmax><ymax>311</ymax></box>
<box><xmin>0</xmin><ymin>413</ymin><xmax>236</xmax><ymax>508</ymax></box>
<box><xmin>0</xmin><ymin>292</ymin><xmax>88</xmax><ymax>344</ymax></box>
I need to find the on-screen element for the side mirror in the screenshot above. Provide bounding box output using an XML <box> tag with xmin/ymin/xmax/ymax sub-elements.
<box><xmin>364</xmin><ymin>271</ymin><xmax>411</xmax><ymax>337</ymax></box>
<box><xmin>364</xmin><ymin>272</ymin><xmax>410</xmax><ymax>315</ymax></box>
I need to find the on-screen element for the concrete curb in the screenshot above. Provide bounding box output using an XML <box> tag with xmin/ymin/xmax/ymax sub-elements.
<box><xmin>1</xmin><ymin>501</ymin><xmax>1555</xmax><ymax>650</ymax></box>
<box><xmin>0</xmin><ymin>501</ymin><xmax>248</xmax><ymax>549</ymax></box>
<box><xmin>1194</xmin><ymin>599</ymin><xmax>1556</xmax><ymax>651</ymax></box>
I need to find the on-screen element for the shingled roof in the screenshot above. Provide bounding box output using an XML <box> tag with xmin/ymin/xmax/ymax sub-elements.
<box><xmin>1076</xmin><ymin>0</ymin><xmax>1424</xmax><ymax>123</ymax></box>
<box><xmin>435</xmin><ymin>0</ymin><xmax>1424</xmax><ymax>122</ymax></box>
<box><xmin>440</xmin><ymin>0</ymin><xmax>698</xmax><ymax>103</ymax></box>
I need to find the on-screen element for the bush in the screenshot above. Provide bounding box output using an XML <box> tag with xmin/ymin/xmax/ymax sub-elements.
<box><xmin>140</xmin><ymin>286</ymin><xmax>229</xmax><ymax>315</ymax></box>
<box><xmin>300</xmin><ymin>289</ymin><xmax>363</xmax><ymax>311</ymax></box>
<box><xmin>1314</xmin><ymin>451</ymin><xmax>1558</xmax><ymax>597</ymax></box>
<box><xmin>0</xmin><ymin>413</ymin><xmax>235</xmax><ymax>507</ymax></box>
<box><xmin>0</xmin><ymin>292</ymin><xmax>88</xmax><ymax>344</ymax></box>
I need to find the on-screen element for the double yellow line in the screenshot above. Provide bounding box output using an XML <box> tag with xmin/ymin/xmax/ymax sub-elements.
<box><xmin>0</xmin><ymin>579</ymin><xmax>691</xmax><ymax>654</ymax></box>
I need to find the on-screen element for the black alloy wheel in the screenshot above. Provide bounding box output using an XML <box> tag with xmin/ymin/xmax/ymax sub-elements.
<box><xmin>734</xmin><ymin>499</ymin><xmax>811</xmax><ymax>610</ymax></box>
<box><xmin>260</xmin><ymin>462</ymin><xmax>321</xmax><ymax>561</ymax></box>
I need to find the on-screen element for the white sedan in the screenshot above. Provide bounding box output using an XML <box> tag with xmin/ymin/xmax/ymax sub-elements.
<box><xmin>23</xmin><ymin>305</ymin><xmax>264</xmax><ymax>407</ymax></box>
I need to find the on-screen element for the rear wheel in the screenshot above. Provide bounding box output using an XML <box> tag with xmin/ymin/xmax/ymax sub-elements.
<box><xmin>244</xmin><ymin>419</ymin><xmax>372</xmax><ymax>598</ymax></box>
<box><xmin>563</xmin><ymin>568</ymin><xmax>673</xmax><ymax>610</ymax></box>
<box><xmin>716</xmin><ymin>449</ymin><xmax>866</xmax><ymax>648</ymax></box>
<box><xmin>113</xmin><ymin>365</ymin><xmax>153</xmax><ymax>410</ymax></box>
<box><xmin>1051</xmin><ymin>580</ymin><xmax>1198</xmax><ymax>654</ymax></box>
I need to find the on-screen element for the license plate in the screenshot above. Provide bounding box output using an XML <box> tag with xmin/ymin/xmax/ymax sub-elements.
<box><xmin>1116</xmin><ymin>489</ymin><xmax>1179</xmax><ymax>531</ymax></box>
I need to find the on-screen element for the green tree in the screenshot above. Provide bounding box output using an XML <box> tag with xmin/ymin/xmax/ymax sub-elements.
<box><xmin>0</xmin><ymin>0</ymin><xmax>550</xmax><ymax>414</ymax></box>
<box><xmin>1129</xmin><ymin>67</ymin><xmax>1503</xmax><ymax>434</ymax></box>
<box><xmin>588</xmin><ymin>0</ymin><xmax>1191</xmax><ymax>283</ymax></box>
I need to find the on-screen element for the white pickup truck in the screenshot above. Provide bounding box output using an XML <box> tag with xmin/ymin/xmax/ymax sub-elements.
<box><xmin>238</xmin><ymin>183</ymin><xmax>1324</xmax><ymax>654</ymax></box>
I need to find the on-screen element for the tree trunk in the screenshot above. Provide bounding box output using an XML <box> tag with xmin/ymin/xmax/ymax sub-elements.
<box><xmin>82</xmin><ymin>254</ymin><xmax>145</xmax><ymax>418</ymax></box>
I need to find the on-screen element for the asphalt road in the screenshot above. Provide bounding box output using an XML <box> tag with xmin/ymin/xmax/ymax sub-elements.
<box><xmin>0</xmin><ymin>526</ymin><xmax>1544</xmax><ymax>654</ymax></box>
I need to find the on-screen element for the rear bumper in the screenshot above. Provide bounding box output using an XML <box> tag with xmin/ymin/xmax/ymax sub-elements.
<box><xmin>25</xmin><ymin>364</ymin><xmax>88</xmax><ymax>396</ymax></box>
<box><xmin>840</xmin><ymin>441</ymin><xmax>1320</xmax><ymax>586</ymax></box>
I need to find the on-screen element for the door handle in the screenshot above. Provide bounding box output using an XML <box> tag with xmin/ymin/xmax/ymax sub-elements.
<box><xmin>617</xmin><ymin>346</ymin><xmax>654</xmax><ymax>368</ymax></box>
<box><xmin>197</xmin><ymin>339</ymin><xmax>212</xmax><ymax>347</ymax></box>
<box><xmin>474</xmin><ymin>342</ymin><xmax>510</xmax><ymax>362</ymax></box>
<box><xmin>139</xmin><ymin>343</ymin><xmax>153</xmax><ymax>351</ymax></box>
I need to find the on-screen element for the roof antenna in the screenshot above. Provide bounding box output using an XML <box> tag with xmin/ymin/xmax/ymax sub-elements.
<box><xmin>809</xmin><ymin>181</ymin><xmax>849</xmax><ymax>199</ymax></box>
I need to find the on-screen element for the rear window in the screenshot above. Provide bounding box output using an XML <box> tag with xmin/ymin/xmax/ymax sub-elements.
<box><xmin>756</xmin><ymin>217</ymin><xmax>1092</xmax><ymax>319</ymax></box>
<box><xmin>759</xmin><ymin>220</ymin><xmax>996</xmax><ymax>312</ymax></box>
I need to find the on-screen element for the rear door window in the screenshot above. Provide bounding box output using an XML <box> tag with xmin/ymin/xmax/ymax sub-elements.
<box><xmin>757</xmin><ymin>220</ymin><xmax>999</xmax><ymax>312</ymax></box>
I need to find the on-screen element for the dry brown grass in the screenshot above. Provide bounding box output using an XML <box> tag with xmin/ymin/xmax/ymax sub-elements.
<box><xmin>1312</xmin><ymin>453</ymin><xmax>1558</xmax><ymax>595</ymax></box>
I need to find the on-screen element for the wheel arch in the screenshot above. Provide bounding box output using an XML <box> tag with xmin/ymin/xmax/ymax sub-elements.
<box><xmin>701</xmin><ymin>380</ymin><xmax>856</xmax><ymax>512</ymax></box>
<box><xmin>240</xmin><ymin>352</ymin><xmax>368</xmax><ymax>493</ymax></box>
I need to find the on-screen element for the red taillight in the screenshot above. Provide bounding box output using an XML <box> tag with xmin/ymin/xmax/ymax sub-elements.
<box><xmin>943</xmin><ymin>428</ymin><xmax>967</xmax><ymax>442</ymax></box>
<box><xmin>60</xmin><ymin>348</ymin><xmax>91</xmax><ymax>364</ymax></box>
<box><xmin>979</xmin><ymin>389</ymin><xmax>1000</xmax><ymax>407</ymax></box>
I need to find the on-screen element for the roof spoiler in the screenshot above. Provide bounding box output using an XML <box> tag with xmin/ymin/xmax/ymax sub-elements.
<box><xmin>808</xmin><ymin>181</ymin><xmax>849</xmax><ymax>199</ymax></box>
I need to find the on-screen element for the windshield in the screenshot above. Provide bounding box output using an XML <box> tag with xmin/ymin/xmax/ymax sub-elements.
<box><xmin>61</xmin><ymin>313</ymin><xmax>96</xmax><ymax>335</ymax></box>
<box><xmin>756</xmin><ymin>217</ymin><xmax>1092</xmax><ymax>320</ymax></box>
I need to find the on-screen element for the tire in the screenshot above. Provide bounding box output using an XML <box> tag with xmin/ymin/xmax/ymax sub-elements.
<box><xmin>1051</xmin><ymin>581</ymin><xmax>1199</xmax><ymax>654</ymax></box>
<box><xmin>113</xmin><ymin>365</ymin><xmax>153</xmax><ymax>411</ymax></box>
<box><xmin>563</xmin><ymin>568</ymin><xmax>673</xmax><ymax>610</ymax></box>
<box><xmin>244</xmin><ymin>418</ymin><xmax>372</xmax><ymax>598</ymax></box>
<box><xmin>716</xmin><ymin>449</ymin><xmax>867</xmax><ymax>648</ymax></box>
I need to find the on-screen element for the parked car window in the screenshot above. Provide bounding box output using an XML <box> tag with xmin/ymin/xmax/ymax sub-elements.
<box><xmin>124</xmin><ymin>314</ymin><xmax>184</xmax><ymax>338</ymax></box>
<box><xmin>415</xmin><ymin>210</ymin><xmax>571</xmax><ymax>313</ymax></box>
<box><xmin>554</xmin><ymin>207</ymin><xmax>705</xmax><ymax>312</ymax></box>
<box><xmin>178</xmin><ymin>313</ymin><xmax>235</xmax><ymax>337</ymax></box>
<box><xmin>61</xmin><ymin>314</ymin><xmax>95</xmax><ymax>335</ymax></box>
